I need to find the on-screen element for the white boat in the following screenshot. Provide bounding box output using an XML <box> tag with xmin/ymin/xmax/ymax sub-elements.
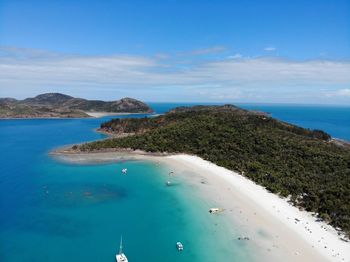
<box><xmin>122</xmin><ymin>168</ymin><xmax>128</xmax><ymax>174</ymax></box>
<box><xmin>176</xmin><ymin>242</ymin><xmax>183</xmax><ymax>251</ymax></box>
<box><xmin>209</xmin><ymin>207</ymin><xmax>224</xmax><ymax>214</ymax></box>
<box><xmin>116</xmin><ymin>236</ymin><xmax>128</xmax><ymax>262</ymax></box>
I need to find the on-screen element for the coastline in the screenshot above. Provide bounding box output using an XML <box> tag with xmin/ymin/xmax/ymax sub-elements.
<box><xmin>53</xmin><ymin>150</ymin><xmax>350</xmax><ymax>262</ymax></box>
<box><xmin>0</xmin><ymin>116</ymin><xmax>92</xmax><ymax>120</ymax></box>
<box><xmin>0</xmin><ymin>111</ymin><xmax>152</xmax><ymax>120</ymax></box>
<box><xmin>83</xmin><ymin>111</ymin><xmax>152</xmax><ymax>118</ymax></box>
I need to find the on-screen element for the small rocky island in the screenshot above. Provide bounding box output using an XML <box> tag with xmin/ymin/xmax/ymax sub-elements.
<box><xmin>0</xmin><ymin>93</ymin><xmax>153</xmax><ymax>118</ymax></box>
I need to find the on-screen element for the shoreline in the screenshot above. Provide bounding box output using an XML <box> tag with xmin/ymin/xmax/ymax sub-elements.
<box><xmin>0</xmin><ymin>111</ymin><xmax>153</xmax><ymax>120</ymax></box>
<box><xmin>52</xmin><ymin>150</ymin><xmax>350</xmax><ymax>262</ymax></box>
<box><xmin>83</xmin><ymin>111</ymin><xmax>152</xmax><ymax>118</ymax></box>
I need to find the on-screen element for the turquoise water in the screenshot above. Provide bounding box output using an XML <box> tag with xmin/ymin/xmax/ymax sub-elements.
<box><xmin>0</xmin><ymin>115</ymin><xmax>253</xmax><ymax>262</ymax></box>
<box><xmin>1</xmin><ymin>103</ymin><xmax>349</xmax><ymax>261</ymax></box>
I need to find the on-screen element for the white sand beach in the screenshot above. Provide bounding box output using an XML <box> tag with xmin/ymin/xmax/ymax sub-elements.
<box><xmin>161</xmin><ymin>154</ymin><xmax>350</xmax><ymax>262</ymax></box>
<box><xmin>84</xmin><ymin>112</ymin><xmax>148</xmax><ymax>118</ymax></box>
<box><xmin>54</xmin><ymin>151</ymin><xmax>350</xmax><ymax>262</ymax></box>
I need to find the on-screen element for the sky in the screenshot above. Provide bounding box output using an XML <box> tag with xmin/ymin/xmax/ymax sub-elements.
<box><xmin>0</xmin><ymin>0</ymin><xmax>349</xmax><ymax>104</ymax></box>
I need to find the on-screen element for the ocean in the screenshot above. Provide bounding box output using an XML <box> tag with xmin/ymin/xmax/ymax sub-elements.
<box><xmin>0</xmin><ymin>103</ymin><xmax>349</xmax><ymax>261</ymax></box>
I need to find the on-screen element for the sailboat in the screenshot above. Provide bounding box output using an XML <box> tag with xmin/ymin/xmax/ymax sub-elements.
<box><xmin>116</xmin><ymin>236</ymin><xmax>128</xmax><ymax>262</ymax></box>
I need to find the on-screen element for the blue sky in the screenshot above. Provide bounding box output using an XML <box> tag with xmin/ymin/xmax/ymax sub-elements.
<box><xmin>0</xmin><ymin>0</ymin><xmax>349</xmax><ymax>104</ymax></box>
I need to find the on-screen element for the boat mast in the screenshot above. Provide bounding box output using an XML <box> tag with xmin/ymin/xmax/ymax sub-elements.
<box><xmin>119</xmin><ymin>235</ymin><xmax>123</xmax><ymax>254</ymax></box>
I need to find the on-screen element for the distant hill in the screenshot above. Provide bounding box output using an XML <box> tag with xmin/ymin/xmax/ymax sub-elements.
<box><xmin>0</xmin><ymin>93</ymin><xmax>153</xmax><ymax>118</ymax></box>
<box><xmin>76</xmin><ymin>105</ymin><xmax>350</xmax><ymax>236</ymax></box>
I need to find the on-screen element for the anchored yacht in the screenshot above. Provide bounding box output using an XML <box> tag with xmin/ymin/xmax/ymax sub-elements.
<box><xmin>176</xmin><ymin>242</ymin><xmax>183</xmax><ymax>251</ymax></box>
<box><xmin>116</xmin><ymin>236</ymin><xmax>128</xmax><ymax>262</ymax></box>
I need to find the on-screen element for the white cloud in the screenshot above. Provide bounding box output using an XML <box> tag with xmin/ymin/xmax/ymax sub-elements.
<box><xmin>1</xmin><ymin>46</ymin><xmax>350</xmax><ymax>103</ymax></box>
<box><xmin>337</xmin><ymin>88</ymin><xmax>350</xmax><ymax>97</ymax></box>
<box><xmin>325</xmin><ymin>88</ymin><xmax>350</xmax><ymax>97</ymax></box>
<box><xmin>187</xmin><ymin>46</ymin><xmax>227</xmax><ymax>55</ymax></box>
<box><xmin>154</xmin><ymin>53</ymin><xmax>170</xmax><ymax>59</ymax></box>
<box><xmin>264</xmin><ymin>46</ymin><xmax>276</xmax><ymax>52</ymax></box>
<box><xmin>227</xmin><ymin>53</ymin><xmax>242</xmax><ymax>59</ymax></box>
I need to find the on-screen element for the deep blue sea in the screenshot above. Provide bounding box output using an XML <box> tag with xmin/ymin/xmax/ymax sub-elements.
<box><xmin>0</xmin><ymin>103</ymin><xmax>349</xmax><ymax>262</ymax></box>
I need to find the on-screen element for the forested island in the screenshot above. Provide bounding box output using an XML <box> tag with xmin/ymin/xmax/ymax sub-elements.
<box><xmin>0</xmin><ymin>93</ymin><xmax>153</xmax><ymax>118</ymax></box>
<box><xmin>72</xmin><ymin>105</ymin><xmax>350</xmax><ymax>237</ymax></box>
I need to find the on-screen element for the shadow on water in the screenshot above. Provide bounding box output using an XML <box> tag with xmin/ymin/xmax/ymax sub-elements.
<box><xmin>10</xmin><ymin>183</ymin><xmax>128</xmax><ymax>238</ymax></box>
<box><xmin>39</xmin><ymin>182</ymin><xmax>128</xmax><ymax>208</ymax></box>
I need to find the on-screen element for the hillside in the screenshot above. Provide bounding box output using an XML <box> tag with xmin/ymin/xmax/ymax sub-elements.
<box><xmin>0</xmin><ymin>93</ymin><xmax>153</xmax><ymax>118</ymax></box>
<box><xmin>76</xmin><ymin>105</ymin><xmax>350</xmax><ymax>236</ymax></box>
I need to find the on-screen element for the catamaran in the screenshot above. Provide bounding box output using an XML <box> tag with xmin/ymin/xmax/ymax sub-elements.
<box><xmin>116</xmin><ymin>236</ymin><xmax>128</xmax><ymax>262</ymax></box>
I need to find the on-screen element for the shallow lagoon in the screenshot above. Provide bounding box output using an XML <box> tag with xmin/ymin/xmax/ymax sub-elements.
<box><xmin>0</xmin><ymin>115</ymin><xmax>253</xmax><ymax>261</ymax></box>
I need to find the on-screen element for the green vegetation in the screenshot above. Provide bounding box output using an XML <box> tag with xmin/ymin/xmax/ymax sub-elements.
<box><xmin>0</xmin><ymin>93</ymin><xmax>152</xmax><ymax>118</ymax></box>
<box><xmin>79</xmin><ymin>105</ymin><xmax>350</xmax><ymax>236</ymax></box>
